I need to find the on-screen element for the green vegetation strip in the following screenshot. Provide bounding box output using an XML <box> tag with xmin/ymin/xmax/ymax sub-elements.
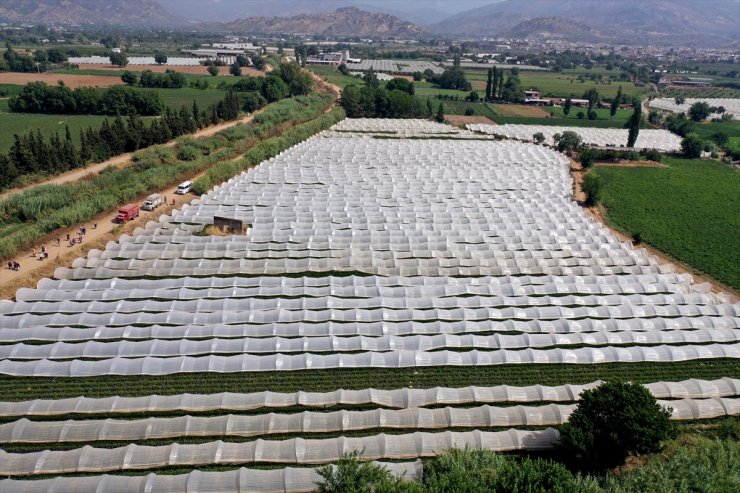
<box><xmin>1</xmin><ymin>360</ymin><xmax>737</xmax><ymax>401</ymax></box>
<box><xmin>595</xmin><ymin>157</ymin><xmax>740</xmax><ymax>291</ymax></box>
<box><xmin>0</xmin><ymin>93</ymin><xmax>335</xmax><ymax>260</ymax></box>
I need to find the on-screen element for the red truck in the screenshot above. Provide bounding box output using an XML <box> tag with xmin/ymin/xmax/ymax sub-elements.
<box><xmin>115</xmin><ymin>204</ymin><xmax>140</xmax><ymax>223</ymax></box>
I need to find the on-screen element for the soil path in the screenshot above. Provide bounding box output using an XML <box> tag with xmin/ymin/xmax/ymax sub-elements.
<box><xmin>570</xmin><ymin>159</ymin><xmax>738</xmax><ymax>302</ymax></box>
<box><xmin>0</xmin><ymin>112</ymin><xmax>261</xmax><ymax>202</ymax></box>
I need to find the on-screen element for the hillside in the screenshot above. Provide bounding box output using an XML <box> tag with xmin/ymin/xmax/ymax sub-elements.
<box><xmin>0</xmin><ymin>0</ymin><xmax>178</xmax><ymax>26</ymax></box>
<box><xmin>507</xmin><ymin>17</ymin><xmax>611</xmax><ymax>42</ymax></box>
<box><xmin>223</xmin><ymin>7</ymin><xmax>425</xmax><ymax>38</ymax></box>
<box><xmin>432</xmin><ymin>0</ymin><xmax>740</xmax><ymax>46</ymax></box>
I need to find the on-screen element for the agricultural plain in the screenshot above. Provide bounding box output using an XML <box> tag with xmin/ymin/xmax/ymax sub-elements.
<box><xmin>0</xmin><ymin>119</ymin><xmax>737</xmax><ymax>489</ymax></box>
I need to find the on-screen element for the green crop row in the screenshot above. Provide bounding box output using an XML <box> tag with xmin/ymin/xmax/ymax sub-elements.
<box><xmin>0</xmin><ymin>360</ymin><xmax>736</xmax><ymax>401</ymax></box>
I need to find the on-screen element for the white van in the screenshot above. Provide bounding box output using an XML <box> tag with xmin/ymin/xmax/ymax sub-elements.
<box><xmin>142</xmin><ymin>193</ymin><xmax>162</xmax><ymax>211</ymax></box>
<box><xmin>175</xmin><ymin>181</ymin><xmax>192</xmax><ymax>195</ymax></box>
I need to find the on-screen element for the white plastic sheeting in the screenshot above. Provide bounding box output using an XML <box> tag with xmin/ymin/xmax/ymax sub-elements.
<box><xmin>650</xmin><ymin>98</ymin><xmax>740</xmax><ymax>119</ymax></box>
<box><xmin>0</xmin><ymin>428</ymin><xmax>559</xmax><ymax>476</ymax></box>
<box><xmin>0</xmin><ymin>345</ymin><xmax>737</xmax><ymax>377</ymax></box>
<box><xmin>5</xmin><ymin>316</ymin><xmax>736</xmax><ymax>343</ymax></box>
<box><xmin>467</xmin><ymin>124</ymin><xmax>683</xmax><ymax>152</ymax></box>
<box><xmin>3</xmin><ymin>330</ymin><xmax>739</xmax><ymax>360</ymax></box>
<box><xmin>2</xmin><ymin>378</ymin><xmax>736</xmax><ymax>418</ymax></box>
<box><xmin>2</xmin><ymin>398</ymin><xmax>736</xmax><ymax>444</ymax></box>
<box><xmin>347</xmin><ymin>60</ymin><xmax>444</xmax><ymax>74</ymax></box>
<box><xmin>0</xmin><ymin>462</ymin><xmax>422</xmax><ymax>493</ymax></box>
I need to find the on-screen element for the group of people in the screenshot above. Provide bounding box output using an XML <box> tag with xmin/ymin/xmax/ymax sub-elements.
<box><xmin>7</xmin><ymin>261</ymin><xmax>20</xmax><ymax>271</ymax></box>
<box><xmin>5</xmin><ymin>223</ymin><xmax>99</xmax><ymax>273</ymax></box>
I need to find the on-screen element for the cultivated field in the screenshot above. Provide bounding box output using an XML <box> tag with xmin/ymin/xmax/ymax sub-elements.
<box><xmin>0</xmin><ymin>119</ymin><xmax>737</xmax><ymax>488</ymax></box>
<box><xmin>595</xmin><ymin>156</ymin><xmax>740</xmax><ymax>291</ymax></box>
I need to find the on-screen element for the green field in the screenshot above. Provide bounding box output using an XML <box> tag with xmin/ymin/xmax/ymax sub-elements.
<box><xmin>465</xmin><ymin>69</ymin><xmax>648</xmax><ymax>99</ymax></box>
<box><xmin>545</xmin><ymin>106</ymin><xmax>634</xmax><ymax>121</ymax></box>
<box><xmin>687</xmin><ymin>120</ymin><xmax>740</xmax><ymax>141</ymax></box>
<box><xmin>660</xmin><ymin>87</ymin><xmax>740</xmax><ymax>99</ymax></box>
<box><xmin>146</xmin><ymin>86</ymin><xmax>227</xmax><ymax>110</ymax></box>
<box><xmin>0</xmin><ymin>110</ymin><xmax>111</xmax><ymax>153</ymax></box>
<box><xmin>308</xmin><ymin>65</ymin><xmax>364</xmax><ymax>89</ymax></box>
<box><xmin>595</xmin><ymin>157</ymin><xmax>740</xmax><ymax>291</ymax></box>
<box><xmin>487</xmin><ymin>115</ymin><xmax>637</xmax><ymax>128</ymax></box>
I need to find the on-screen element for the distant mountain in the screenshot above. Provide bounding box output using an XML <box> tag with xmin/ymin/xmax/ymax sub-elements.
<box><xmin>0</xmin><ymin>0</ymin><xmax>179</xmax><ymax>26</ymax></box>
<box><xmin>223</xmin><ymin>7</ymin><xmax>425</xmax><ymax>38</ymax></box>
<box><xmin>507</xmin><ymin>17</ymin><xmax>612</xmax><ymax>43</ymax></box>
<box><xmin>432</xmin><ymin>0</ymin><xmax>740</xmax><ymax>46</ymax></box>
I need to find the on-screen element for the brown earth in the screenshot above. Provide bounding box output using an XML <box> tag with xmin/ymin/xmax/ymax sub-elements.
<box><xmin>0</xmin><ymin>72</ymin><xmax>123</xmax><ymax>88</ymax></box>
<box><xmin>493</xmin><ymin>104</ymin><xmax>550</xmax><ymax>117</ymax></box>
<box><xmin>445</xmin><ymin>115</ymin><xmax>496</xmax><ymax>125</ymax></box>
<box><xmin>77</xmin><ymin>64</ymin><xmax>265</xmax><ymax>77</ymax></box>
<box><xmin>570</xmin><ymin>158</ymin><xmax>738</xmax><ymax>302</ymax></box>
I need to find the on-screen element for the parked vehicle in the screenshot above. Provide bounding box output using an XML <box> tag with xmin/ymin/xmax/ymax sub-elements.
<box><xmin>175</xmin><ymin>181</ymin><xmax>192</xmax><ymax>194</ymax></box>
<box><xmin>115</xmin><ymin>204</ymin><xmax>140</xmax><ymax>223</ymax></box>
<box><xmin>142</xmin><ymin>193</ymin><xmax>163</xmax><ymax>211</ymax></box>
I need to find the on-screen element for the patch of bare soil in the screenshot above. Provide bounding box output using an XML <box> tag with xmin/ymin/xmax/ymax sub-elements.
<box><xmin>445</xmin><ymin>115</ymin><xmax>496</xmax><ymax>125</ymax></box>
<box><xmin>77</xmin><ymin>64</ymin><xmax>265</xmax><ymax>77</ymax></box>
<box><xmin>494</xmin><ymin>104</ymin><xmax>550</xmax><ymax>117</ymax></box>
<box><xmin>594</xmin><ymin>160</ymin><xmax>666</xmax><ymax>168</ymax></box>
<box><xmin>0</xmin><ymin>72</ymin><xmax>122</xmax><ymax>88</ymax></box>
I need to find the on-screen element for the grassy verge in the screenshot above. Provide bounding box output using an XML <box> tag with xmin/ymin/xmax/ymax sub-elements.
<box><xmin>0</xmin><ymin>360</ymin><xmax>736</xmax><ymax>401</ymax></box>
<box><xmin>595</xmin><ymin>156</ymin><xmax>740</xmax><ymax>291</ymax></box>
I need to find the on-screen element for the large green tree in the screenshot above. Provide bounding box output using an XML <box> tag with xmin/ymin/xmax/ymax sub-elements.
<box><xmin>627</xmin><ymin>99</ymin><xmax>642</xmax><ymax>148</ymax></box>
<box><xmin>558</xmin><ymin>381</ymin><xmax>676</xmax><ymax>470</ymax></box>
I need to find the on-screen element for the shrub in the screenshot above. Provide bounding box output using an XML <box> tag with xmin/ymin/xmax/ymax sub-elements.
<box><xmin>554</xmin><ymin>130</ymin><xmax>583</xmax><ymax>152</ymax></box>
<box><xmin>558</xmin><ymin>381</ymin><xmax>676</xmax><ymax>470</ymax></box>
<box><xmin>315</xmin><ymin>451</ymin><xmax>421</xmax><ymax>493</ymax></box>
<box><xmin>581</xmin><ymin>171</ymin><xmax>602</xmax><ymax>206</ymax></box>
<box><xmin>680</xmin><ymin>133</ymin><xmax>704</xmax><ymax>158</ymax></box>
<box><xmin>533</xmin><ymin>132</ymin><xmax>546</xmax><ymax>144</ymax></box>
<box><xmin>641</xmin><ymin>148</ymin><xmax>662</xmax><ymax>162</ymax></box>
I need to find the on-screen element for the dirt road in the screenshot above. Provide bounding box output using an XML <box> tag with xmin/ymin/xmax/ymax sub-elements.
<box><xmin>0</xmin><ymin>112</ymin><xmax>261</xmax><ymax>202</ymax></box>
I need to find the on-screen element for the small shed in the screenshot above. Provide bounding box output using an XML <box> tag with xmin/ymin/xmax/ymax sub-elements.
<box><xmin>213</xmin><ymin>216</ymin><xmax>249</xmax><ymax>234</ymax></box>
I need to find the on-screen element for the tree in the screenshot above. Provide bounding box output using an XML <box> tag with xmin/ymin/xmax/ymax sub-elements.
<box><xmin>278</xmin><ymin>62</ymin><xmax>314</xmax><ymax>96</ymax></box>
<box><xmin>532</xmin><ymin>132</ymin><xmax>545</xmax><ymax>144</ymax></box>
<box><xmin>253</xmin><ymin>57</ymin><xmax>266</xmax><ymax>71</ymax></box>
<box><xmin>627</xmin><ymin>100</ymin><xmax>642</xmax><ymax>148</ymax></box>
<box><xmin>109</xmin><ymin>52</ymin><xmax>128</xmax><ymax>68</ymax></box>
<box><xmin>230</xmin><ymin>63</ymin><xmax>242</xmax><ymax>76</ymax></box>
<box><xmin>558</xmin><ymin>381</ymin><xmax>676</xmax><ymax>470</ymax></box>
<box><xmin>674</xmin><ymin>97</ymin><xmax>686</xmax><ymax>105</ymax></box>
<box><xmin>426</xmin><ymin>98</ymin><xmax>433</xmax><ymax>118</ymax></box>
<box><xmin>710</xmin><ymin>131</ymin><xmax>729</xmax><ymax>148</ymax></box>
<box><xmin>491</xmin><ymin>67</ymin><xmax>499</xmax><ymax>99</ymax></box>
<box><xmin>610</xmin><ymin>85</ymin><xmax>622</xmax><ymax>118</ymax></box>
<box><xmin>338</xmin><ymin>63</ymin><xmax>350</xmax><ymax>76</ymax></box>
<box><xmin>260</xmin><ymin>75</ymin><xmax>289</xmax><ymax>102</ymax></box>
<box><xmin>466</xmin><ymin>91</ymin><xmax>479</xmax><ymax>102</ymax></box>
<box><xmin>680</xmin><ymin>133</ymin><xmax>705</xmax><ymax>158</ymax></box>
<box><xmin>688</xmin><ymin>101</ymin><xmax>711</xmax><ymax>121</ymax></box>
<box><xmin>386</xmin><ymin>78</ymin><xmax>414</xmax><ymax>95</ymax></box>
<box><xmin>121</xmin><ymin>71</ymin><xmax>138</xmax><ymax>86</ymax></box>
<box><xmin>500</xmin><ymin>75</ymin><xmax>523</xmax><ymax>102</ymax></box>
<box><xmin>554</xmin><ymin>130</ymin><xmax>582</xmax><ymax>152</ymax></box>
<box><xmin>47</xmin><ymin>48</ymin><xmax>68</xmax><ymax>63</ymax></box>
<box><xmin>581</xmin><ymin>171</ymin><xmax>602</xmax><ymax>206</ymax></box>
<box><xmin>583</xmin><ymin>88</ymin><xmax>599</xmax><ymax>114</ymax></box>
<box><xmin>485</xmin><ymin>68</ymin><xmax>493</xmax><ymax>101</ymax></box>
<box><xmin>435</xmin><ymin>102</ymin><xmax>445</xmax><ymax>123</ymax></box>
<box><xmin>364</xmin><ymin>68</ymin><xmax>379</xmax><ymax>88</ymax></box>
<box><xmin>563</xmin><ymin>97</ymin><xmax>572</xmax><ymax>116</ymax></box>
<box><xmin>154</xmin><ymin>52</ymin><xmax>168</xmax><ymax>65</ymax></box>
<box><xmin>207</xmin><ymin>65</ymin><xmax>219</xmax><ymax>76</ymax></box>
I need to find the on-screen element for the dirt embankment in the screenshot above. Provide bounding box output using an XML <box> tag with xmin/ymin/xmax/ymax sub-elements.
<box><xmin>0</xmin><ymin>72</ymin><xmax>123</xmax><ymax>88</ymax></box>
<box><xmin>445</xmin><ymin>115</ymin><xmax>496</xmax><ymax>126</ymax></box>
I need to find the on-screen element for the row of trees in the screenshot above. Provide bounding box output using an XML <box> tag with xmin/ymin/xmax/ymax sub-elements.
<box><xmin>8</xmin><ymin>82</ymin><xmax>165</xmax><ymax>116</ymax></box>
<box><xmin>0</xmin><ymin>90</ymin><xmax>244</xmax><ymax>191</ymax></box>
<box><xmin>122</xmin><ymin>69</ymin><xmax>186</xmax><ymax>89</ymax></box>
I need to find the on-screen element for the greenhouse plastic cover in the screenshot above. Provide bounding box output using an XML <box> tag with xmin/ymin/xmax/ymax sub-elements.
<box><xmin>1</xmin><ymin>378</ymin><xmax>735</xmax><ymax>418</ymax></box>
<box><xmin>1</xmin><ymin>398</ymin><xmax>736</xmax><ymax>444</ymax></box>
<box><xmin>0</xmin><ymin>345</ymin><xmax>737</xmax><ymax>377</ymax></box>
<box><xmin>0</xmin><ymin>461</ymin><xmax>422</xmax><ymax>493</ymax></box>
<box><xmin>0</xmin><ymin>428</ymin><xmax>559</xmax><ymax>476</ymax></box>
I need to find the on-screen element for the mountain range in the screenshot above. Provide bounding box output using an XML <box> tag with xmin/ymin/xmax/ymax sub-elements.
<box><xmin>222</xmin><ymin>7</ymin><xmax>424</xmax><ymax>38</ymax></box>
<box><xmin>0</xmin><ymin>0</ymin><xmax>737</xmax><ymax>46</ymax></box>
